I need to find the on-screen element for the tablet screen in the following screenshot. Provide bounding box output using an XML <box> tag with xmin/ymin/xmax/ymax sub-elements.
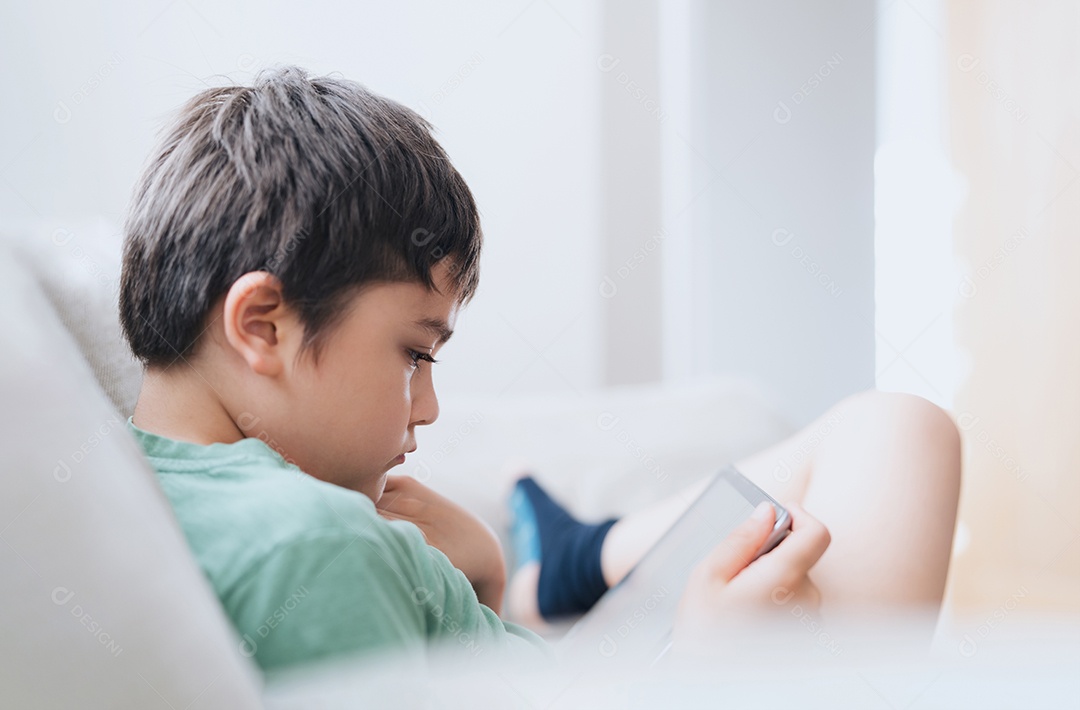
<box><xmin>555</xmin><ymin>464</ymin><xmax>784</xmax><ymax>669</ymax></box>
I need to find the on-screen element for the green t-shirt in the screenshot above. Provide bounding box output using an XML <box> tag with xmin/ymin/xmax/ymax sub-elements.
<box><xmin>126</xmin><ymin>417</ymin><xmax>551</xmax><ymax>672</ymax></box>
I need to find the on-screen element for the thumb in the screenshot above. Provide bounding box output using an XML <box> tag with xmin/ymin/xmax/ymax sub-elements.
<box><xmin>697</xmin><ymin>502</ymin><xmax>776</xmax><ymax>583</ymax></box>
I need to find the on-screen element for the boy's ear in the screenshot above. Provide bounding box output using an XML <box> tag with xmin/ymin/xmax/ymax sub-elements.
<box><xmin>221</xmin><ymin>271</ymin><xmax>299</xmax><ymax>377</ymax></box>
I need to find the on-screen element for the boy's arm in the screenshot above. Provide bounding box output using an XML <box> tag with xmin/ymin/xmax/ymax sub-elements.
<box><xmin>225</xmin><ymin>530</ymin><xmax>428</xmax><ymax>671</ymax></box>
<box><xmin>375</xmin><ymin>475</ymin><xmax>507</xmax><ymax>614</ymax></box>
<box><xmin>225</xmin><ymin>518</ymin><xmax>550</xmax><ymax>673</ymax></box>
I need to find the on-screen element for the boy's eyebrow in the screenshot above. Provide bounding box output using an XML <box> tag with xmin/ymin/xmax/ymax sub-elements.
<box><xmin>413</xmin><ymin>316</ymin><xmax>454</xmax><ymax>346</ymax></box>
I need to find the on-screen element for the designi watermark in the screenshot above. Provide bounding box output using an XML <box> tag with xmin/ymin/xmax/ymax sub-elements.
<box><xmin>239</xmin><ymin>585</ymin><xmax>310</xmax><ymax>657</ymax></box>
<box><xmin>52</xmin><ymin>586</ymin><xmax>123</xmax><ymax>657</ymax></box>
<box><xmin>598</xmin><ymin>585</ymin><xmax>670</xmax><ymax>657</ymax></box>
<box><xmin>774</xmin><ymin>53</ymin><xmax>844</xmax><ymax>124</ymax></box>
<box><xmin>771</xmin><ymin>229</ymin><xmax>843</xmax><ymax>298</ymax></box>
<box><xmin>597</xmin><ymin>411</ymin><xmax>670</xmax><ymax>483</ymax></box>
<box><xmin>599</xmin><ymin>228</ymin><xmax>667</xmax><ymax>299</ymax></box>
<box><xmin>54</xmin><ymin>53</ymin><xmax>125</xmax><ymax>124</ymax></box>
<box><xmin>597</xmin><ymin>54</ymin><xmax>669</xmax><ymax>124</ymax></box>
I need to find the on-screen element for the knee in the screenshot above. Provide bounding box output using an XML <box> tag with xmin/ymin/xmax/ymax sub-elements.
<box><xmin>843</xmin><ymin>390</ymin><xmax>962</xmax><ymax>472</ymax></box>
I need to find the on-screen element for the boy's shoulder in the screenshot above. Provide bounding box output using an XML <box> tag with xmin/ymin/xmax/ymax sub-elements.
<box><xmin>125</xmin><ymin>418</ymin><xmax>415</xmax><ymax>591</ymax></box>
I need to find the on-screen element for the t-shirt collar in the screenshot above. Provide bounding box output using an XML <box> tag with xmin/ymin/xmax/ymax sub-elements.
<box><xmin>126</xmin><ymin>416</ymin><xmax>294</xmax><ymax>472</ymax></box>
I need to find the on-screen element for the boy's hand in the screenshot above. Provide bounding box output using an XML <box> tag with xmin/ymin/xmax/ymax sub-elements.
<box><xmin>674</xmin><ymin>501</ymin><xmax>830</xmax><ymax>656</ymax></box>
<box><xmin>375</xmin><ymin>475</ymin><xmax>508</xmax><ymax>615</ymax></box>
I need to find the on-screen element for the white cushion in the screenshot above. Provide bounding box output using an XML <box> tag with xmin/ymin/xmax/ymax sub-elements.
<box><xmin>412</xmin><ymin>375</ymin><xmax>793</xmax><ymax>532</ymax></box>
<box><xmin>4</xmin><ymin>217</ymin><xmax>142</xmax><ymax>417</ymax></box>
<box><xmin>0</xmin><ymin>233</ymin><xmax>263</xmax><ymax>708</ymax></box>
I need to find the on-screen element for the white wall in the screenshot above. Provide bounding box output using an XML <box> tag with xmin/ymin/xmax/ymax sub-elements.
<box><xmin>672</xmin><ymin>0</ymin><xmax>879</xmax><ymax>428</ymax></box>
<box><xmin>1</xmin><ymin>1</ymin><xmax>880</xmax><ymax>428</ymax></box>
<box><xmin>0</xmin><ymin>0</ymin><xmax>605</xmax><ymax>400</ymax></box>
<box><xmin>874</xmin><ymin>0</ymin><xmax>964</xmax><ymax>411</ymax></box>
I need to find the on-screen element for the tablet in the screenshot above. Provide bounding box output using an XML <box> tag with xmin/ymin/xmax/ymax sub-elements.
<box><xmin>554</xmin><ymin>464</ymin><xmax>791</xmax><ymax>669</ymax></box>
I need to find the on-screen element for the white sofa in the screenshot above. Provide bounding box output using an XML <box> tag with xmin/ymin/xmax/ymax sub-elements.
<box><xmin>0</xmin><ymin>219</ymin><xmax>800</xmax><ymax>707</ymax></box>
<box><xmin>1</xmin><ymin>221</ymin><xmax>263</xmax><ymax>707</ymax></box>
<box><xmin>13</xmin><ymin>219</ymin><xmax>1075</xmax><ymax>707</ymax></box>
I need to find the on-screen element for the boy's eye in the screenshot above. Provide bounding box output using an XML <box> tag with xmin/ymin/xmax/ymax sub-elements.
<box><xmin>406</xmin><ymin>348</ymin><xmax>439</xmax><ymax>369</ymax></box>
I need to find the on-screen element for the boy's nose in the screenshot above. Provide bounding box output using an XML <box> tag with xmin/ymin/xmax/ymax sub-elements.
<box><xmin>410</xmin><ymin>377</ymin><xmax>439</xmax><ymax>427</ymax></box>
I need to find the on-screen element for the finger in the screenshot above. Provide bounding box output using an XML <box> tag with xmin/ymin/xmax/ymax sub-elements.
<box><xmin>764</xmin><ymin>502</ymin><xmax>831</xmax><ymax>577</ymax></box>
<box><xmin>697</xmin><ymin>502</ymin><xmax>776</xmax><ymax>583</ymax></box>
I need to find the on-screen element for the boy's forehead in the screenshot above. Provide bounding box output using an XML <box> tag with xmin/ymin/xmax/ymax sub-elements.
<box><xmin>411</xmin><ymin>261</ymin><xmax>461</xmax><ymax>337</ymax></box>
<box><xmin>411</xmin><ymin>313</ymin><xmax>456</xmax><ymax>346</ymax></box>
<box><xmin>400</xmin><ymin>282</ymin><xmax>459</xmax><ymax>345</ymax></box>
<box><xmin>349</xmin><ymin>262</ymin><xmax>461</xmax><ymax>341</ymax></box>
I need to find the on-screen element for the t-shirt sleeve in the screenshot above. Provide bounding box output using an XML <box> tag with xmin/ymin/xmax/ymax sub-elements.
<box><xmin>223</xmin><ymin>519</ymin><xmax>553</xmax><ymax>672</ymax></box>
<box><xmin>381</xmin><ymin>519</ymin><xmax>555</xmax><ymax>664</ymax></box>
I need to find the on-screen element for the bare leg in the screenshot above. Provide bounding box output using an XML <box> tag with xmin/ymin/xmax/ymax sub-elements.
<box><xmin>508</xmin><ymin>390</ymin><xmax>961</xmax><ymax>625</ymax></box>
<box><xmin>601</xmin><ymin>389</ymin><xmax>961</xmax><ymax>610</ymax></box>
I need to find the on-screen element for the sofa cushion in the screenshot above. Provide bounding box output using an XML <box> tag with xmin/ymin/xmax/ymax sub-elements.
<box><xmin>0</xmin><ymin>236</ymin><xmax>263</xmax><ymax>708</ymax></box>
<box><xmin>3</xmin><ymin>218</ymin><xmax>142</xmax><ymax>417</ymax></box>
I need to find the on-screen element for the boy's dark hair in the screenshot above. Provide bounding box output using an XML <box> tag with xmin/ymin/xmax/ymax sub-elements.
<box><xmin>119</xmin><ymin>65</ymin><xmax>481</xmax><ymax>368</ymax></box>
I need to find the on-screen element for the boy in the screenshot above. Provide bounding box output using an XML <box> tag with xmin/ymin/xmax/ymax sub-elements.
<box><xmin>120</xmin><ymin>65</ymin><xmax>957</xmax><ymax>672</ymax></box>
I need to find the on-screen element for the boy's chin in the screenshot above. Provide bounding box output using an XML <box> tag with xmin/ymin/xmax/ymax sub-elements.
<box><xmin>328</xmin><ymin>469</ymin><xmax>386</xmax><ymax>503</ymax></box>
<box><xmin>366</xmin><ymin>473</ymin><xmax>389</xmax><ymax>504</ymax></box>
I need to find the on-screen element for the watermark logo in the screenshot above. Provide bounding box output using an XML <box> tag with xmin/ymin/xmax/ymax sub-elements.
<box><xmin>956</xmin><ymin>53</ymin><xmax>1028</xmax><ymax>124</ymax></box>
<box><xmin>771</xmin><ymin>585</ymin><xmax>842</xmax><ymax>656</ymax></box>
<box><xmin>53</xmin><ymin>415</ymin><xmax>123</xmax><ymax>483</ymax></box>
<box><xmin>236</xmin><ymin>53</ymin><xmax>258</xmax><ymax>73</ymax></box>
<box><xmin>54</xmin><ymin>53</ymin><xmax>125</xmax><ymax>125</ymax></box>
<box><xmin>770</xmin><ymin>412</ymin><xmax>844</xmax><ymax>485</ymax></box>
<box><xmin>597</xmin><ymin>53</ymin><xmax>667</xmax><ymax>123</ymax></box>
<box><xmin>598</xmin><ymin>229</ymin><xmax>667</xmax><ymax>299</ymax></box>
<box><xmin>411</xmin><ymin>228</ymin><xmax>445</xmax><ymax>259</ymax></box>
<box><xmin>957</xmin><ymin>227</ymin><xmax>1029</xmax><ymax>298</ymax></box>
<box><xmin>52</xmin><ymin>586</ymin><xmax>123</xmax><ymax>657</ymax></box>
<box><xmin>50</xmin><ymin>228</ymin><xmax>119</xmax><ymax>295</ymax></box>
<box><xmin>239</xmin><ymin>585</ymin><xmax>310</xmax><ymax>657</ymax></box>
<box><xmin>594</xmin><ymin>586</ymin><xmax>670</xmax><ymax>658</ymax></box>
<box><xmin>774</xmin><ymin>53</ymin><xmax>844</xmax><ymax>125</ymax></box>
<box><xmin>956</xmin><ymin>585</ymin><xmax>1029</xmax><ymax>658</ymax></box>
<box><xmin>595</xmin><ymin>412</ymin><xmax>669</xmax><ymax>482</ymax></box>
<box><xmin>956</xmin><ymin>411</ymin><xmax>1029</xmax><ymax>482</ymax></box>
<box><xmin>236</xmin><ymin>412</ymin><xmax>302</xmax><ymax>472</ymax></box>
<box><xmin>411</xmin><ymin>586</ymin><xmax>483</xmax><ymax>656</ymax></box>
<box><xmin>596</xmin><ymin>54</ymin><xmax>621</xmax><ymax>73</ymax></box>
<box><xmin>770</xmin><ymin>228</ymin><xmax>843</xmax><ymax>298</ymax></box>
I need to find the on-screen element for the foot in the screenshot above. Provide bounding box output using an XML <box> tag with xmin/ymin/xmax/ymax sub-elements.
<box><xmin>506</xmin><ymin>475</ymin><xmax>618</xmax><ymax>627</ymax></box>
<box><xmin>506</xmin><ymin>560</ymin><xmax>548</xmax><ymax>631</ymax></box>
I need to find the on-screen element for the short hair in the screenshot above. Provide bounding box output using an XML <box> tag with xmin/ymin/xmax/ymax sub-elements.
<box><xmin>119</xmin><ymin>65</ymin><xmax>481</xmax><ymax>368</ymax></box>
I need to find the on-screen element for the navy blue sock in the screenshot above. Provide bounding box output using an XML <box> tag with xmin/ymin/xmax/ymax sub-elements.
<box><xmin>509</xmin><ymin>476</ymin><xmax>618</xmax><ymax>620</ymax></box>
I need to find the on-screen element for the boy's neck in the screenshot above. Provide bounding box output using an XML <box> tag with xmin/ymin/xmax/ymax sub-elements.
<box><xmin>132</xmin><ymin>364</ymin><xmax>246</xmax><ymax>446</ymax></box>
